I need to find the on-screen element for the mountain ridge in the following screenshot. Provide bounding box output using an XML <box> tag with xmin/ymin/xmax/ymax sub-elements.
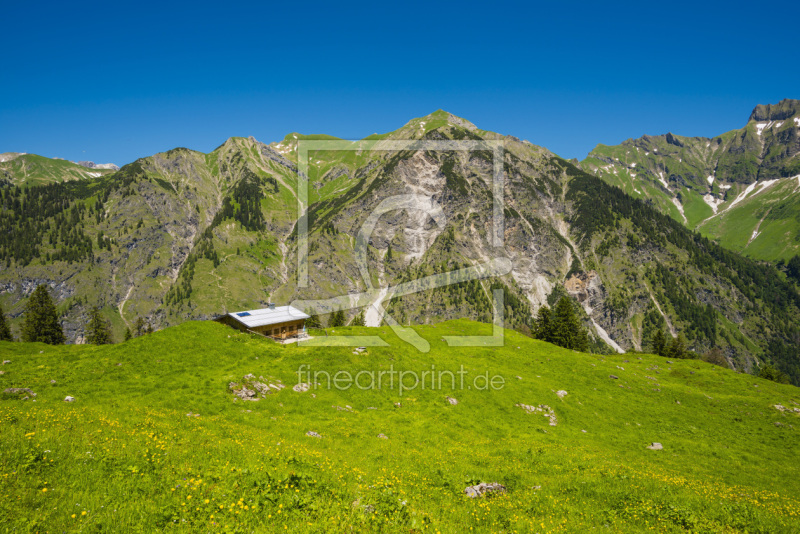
<box><xmin>1</xmin><ymin>109</ymin><xmax>799</xmax><ymax>384</ymax></box>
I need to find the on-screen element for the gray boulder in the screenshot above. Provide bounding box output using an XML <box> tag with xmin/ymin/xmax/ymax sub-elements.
<box><xmin>464</xmin><ymin>482</ymin><xmax>506</xmax><ymax>498</ymax></box>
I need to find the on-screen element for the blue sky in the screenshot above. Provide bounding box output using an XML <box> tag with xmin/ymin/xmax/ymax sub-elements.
<box><xmin>1</xmin><ymin>0</ymin><xmax>798</xmax><ymax>165</ymax></box>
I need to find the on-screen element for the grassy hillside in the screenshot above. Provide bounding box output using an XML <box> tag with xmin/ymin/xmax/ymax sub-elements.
<box><xmin>0</xmin><ymin>154</ymin><xmax>116</xmax><ymax>186</ymax></box>
<box><xmin>2</xmin><ymin>320</ymin><xmax>799</xmax><ymax>532</ymax></box>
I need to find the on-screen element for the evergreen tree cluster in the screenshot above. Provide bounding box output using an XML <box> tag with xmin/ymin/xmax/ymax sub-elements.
<box><xmin>649</xmin><ymin>264</ymin><xmax>717</xmax><ymax>343</ymax></box>
<box><xmin>0</xmin><ymin>303</ymin><xmax>12</xmax><ymax>341</ymax></box>
<box><xmin>648</xmin><ymin>329</ymin><xmax>697</xmax><ymax>359</ymax></box>
<box><xmin>85</xmin><ymin>306</ymin><xmax>112</xmax><ymax>344</ymax></box>
<box><xmin>533</xmin><ymin>297</ymin><xmax>589</xmax><ymax>352</ymax></box>
<box><xmin>21</xmin><ymin>285</ymin><xmax>64</xmax><ymax>345</ymax></box>
<box><xmin>217</xmin><ymin>167</ymin><xmax>269</xmax><ymax>232</ymax></box>
<box><xmin>329</xmin><ymin>309</ymin><xmax>346</xmax><ymax>328</ymax></box>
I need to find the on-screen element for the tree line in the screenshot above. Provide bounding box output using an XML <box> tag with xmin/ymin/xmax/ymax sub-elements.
<box><xmin>0</xmin><ymin>284</ymin><xmax>152</xmax><ymax>345</ymax></box>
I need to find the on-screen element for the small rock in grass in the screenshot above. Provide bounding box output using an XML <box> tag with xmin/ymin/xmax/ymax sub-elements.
<box><xmin>774</xmin><ymin>404</ymin><xmax>786</xmax><ymax>412</ymax></box>
<box><xmin>377</xmin><ymin>433</ymin><xmax>388</xmax><ymax>439</ymax></box>
<box><xmin>646</xmin><ymin>442</ymin><xmax>663</xmax><ymax>450</ymax></box>
<box><xmin>532</xmin><ymin>485</ymin><xmax>542</xmax><ymax>490</ymax></box>
<box><xmin>581</xmin><ymin>429</ymin><xmax>587</xmax><ymax>433</ymax></box>
<box><xmin>445</xmin><ymin>396</ymin><xmax>458</xmax><ymax>405</ymax></box>
<box><xmin>394</xmin><ymin>402</ymin><xmax>401</xmax><ymax>408</ymax></box>
<box><xmin>556</xmin><ymin>390</ymin><xmax>568</xmax><ymax>398</ymax></box>
<box><xmin>50</xmin><ymin>379</ymin><xmax>56</xmax><ymax>384</ymax></box>
<box><xmin>306</xmin><ymin>431</ymin><xmax>322</xmax><ymax>438</ymax></box>
<box><xmin>64</xmin><ymin>396</ymin><xmax>75</xmax><ymax>402</ymax></box>
<box><xmin>666</xmin><ymin>361</ymin><xmax>673</xmax><ymax>364</ymax></box>
<box><xmin>2</xmin><ymin>360</ymin><xmax>10</xmax><ymax>365</ymax></box>
<box><xmin>464</xmin><ymin>482</ymin><xmax>506</xmax><ymax>498</ymax></box>
<box><xmin>4</xmin><ymin>387</ymin><xmax>36</xmax><ymax>397</ymax></box>
<box><xmin>293</xmin><ymin>383</ymin><xmax>311</xmax><ymax>393</ymax></box>
<box><xmin>609</xmin><ymin>375</ymin><xmax>619</xmax><ymax>379</ymax></box>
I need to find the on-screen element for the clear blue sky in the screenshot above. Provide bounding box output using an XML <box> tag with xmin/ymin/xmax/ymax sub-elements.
<box><xmin>2</xmin><ymin>0</ymin><xmax>798</xmax><ymax>166</ymax></box>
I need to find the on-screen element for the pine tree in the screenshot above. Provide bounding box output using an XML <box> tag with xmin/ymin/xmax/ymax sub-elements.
<box><xmin>551</xmin><ymin>297</ymin><xmax>587</xmax><ymax>351</ymax></box>
<box><xmin>329</xmin><ymin>310</ymin><xmax>345</xmax><ymax>328</ymax></box>
<box><xmin>124</xmin><ymin>328</ymin><xmax>132</xmax><ymax>341</ymax></box>
<box><xmin>650</xmin><ymin>329</ymin><xmax>667</xmax><ymax>356</ymax></box>
<box><xmin>85</xmin><ymin>306</ymin><xmax>112</xmax><ymax>345</ymax></box>
<box><xmin>666</xmin><ymin>333</ymin><xmax>687</xmax><ymax>359</ymax></box>
<box><xmin>386</xmin><ymin>243</ymin><xmax>393</xmax><ymax>262</ymax></box>
<box><xmin>533</xmin><ymin>305</ymin><xmax>554</xmax><ymax>343</ymax></box>
<box><xmin>352</xmin><ymin>310</ymin><xmax>366</xmax><ymax>327</ymax></box>
<box><xmin>0</xmin><ymin>303</ymin><xmax>12</xmax><ymax>341</ymax></box>
<box><xmin>21</xmin><ymin>285</ymin><xmax>65</xmax><ymax>344</ymax></box>
<box><xmin>134</xmin><ymin>317</ymin><xmax>145</xmax><ymax>337</ymax></box>
<box><xmin>305</xmin><ymin>308</ymin><xmax>322</xmax><ymax>329</ymax></box>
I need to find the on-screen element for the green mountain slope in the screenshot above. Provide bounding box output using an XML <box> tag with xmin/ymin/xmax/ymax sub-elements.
<box><xmin>581</xmin><ymin>99</ymin><xmax>800</xmax><ymax>261</ymax></box>
<box><xmin>0</xmin><ymin>153</ymin><xmax>117</xmax><ymax>186</ymax></box>
<box><xmin>1</xmin><ymin>112</ymin><xmax>800</xmax><ymax>384</ymax></box>
<box><xmin>1</xmin><ymin>320</ymin><xmax>799</xmax><ymax>532</ymax></box>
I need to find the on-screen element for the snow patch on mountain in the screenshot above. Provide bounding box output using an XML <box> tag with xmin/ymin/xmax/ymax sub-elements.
<box><xmin>727</xmin><ymin>182</ymin><xmax>759</xmax><ymax>210</ymax></box>
<box><xmin>672</xmin><ymin>197</ymin><xmax>687</xmax><ymax>224</ymax></box>
<box><xmin>658</xmin><ymin>171</ymin><xmax>668</xmax><ymax>189</ymax></box>
<box><xmin>703</xmin><ymin>194</ymin><xmax>724</xmax><ymax>214</ymax></box>
<box><xmin>707</xmin><ymin>175</ymin><xmax>714</xmax><ymax>185</ymax></box>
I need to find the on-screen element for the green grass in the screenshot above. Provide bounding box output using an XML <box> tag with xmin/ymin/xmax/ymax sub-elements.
<box><xmin>1</xmin><ymin>320</ymin><xmax>799</xmax><ymax>532</ymax></box>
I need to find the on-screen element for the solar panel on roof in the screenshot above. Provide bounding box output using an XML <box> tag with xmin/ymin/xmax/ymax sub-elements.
<box><xmin>237</xmin><ymin>312</ymin><xmax>251</xmax><ymax>317</ymax></box>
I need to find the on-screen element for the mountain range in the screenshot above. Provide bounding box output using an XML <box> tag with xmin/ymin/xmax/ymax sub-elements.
<box><xmin>581</xmin><ymin>99</ymin><xmax>800</xmax><ymax>261</ymax></box>
<box><xmin>1</xmin><ymin>106</ymin><xmax>799</xmax><ymax>383</ymax></box>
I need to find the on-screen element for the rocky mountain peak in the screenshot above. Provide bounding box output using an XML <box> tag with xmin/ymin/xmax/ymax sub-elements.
<box><xmin>748</xmin><ymin>99</ymin><xmax>800</xmax><ymax>122</ymax></box>
<box><xmin>77</xmin><ymin>160</ymin><xmax>120</xmax><ymax>171</ymax></box>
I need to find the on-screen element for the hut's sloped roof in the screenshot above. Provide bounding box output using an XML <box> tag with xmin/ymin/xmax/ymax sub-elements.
<box><xmin>225</xmin><ymin>306</ymin><xmax>310</xmax><ymax>328</ymax></box>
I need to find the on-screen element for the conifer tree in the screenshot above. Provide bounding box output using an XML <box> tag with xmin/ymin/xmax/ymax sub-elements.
<box><xmin>134</xmin><ymin>317</ymin><xmax>145</xmax><ymax>337</ymax></box>
<box><xmin>124</xmin><ymin>328</ymin><xmax>132</xmax><ymax>341</ymax></box>
<box><xmin>352</xmin><ymin>310</ymin><xmax>366</xmax><ymax>327</ymax></box>
<box><xmin>534</xmin><ymin>305</ymin><xmax>554</xmax><ymax>343</ymax></box>
<box><xmin>305</xmin><ymin>308</ymin><xmax>322</xmax><ymax>329</ymax></box>
<box><xmin>551</xmin><ymin>297</ymin><xmax>588</xmax><ymax>351</ymax></box>
<box><xmin>0</xmin><ymin>303</ymin><xmax>12</xmax><ymax>341</ymax></box>
<box><xmin>666</xmin><ymin>333</ymin><xmax>687</xmax><ymax>359</ymax></box>
<box><xmin>85</xmin><ymin>306</ymin><xmax>112</xmax><ymax>345</ymax></box>
<box><xmin>329</xmin><ymin>310</ymin><xmax>345</xmax><ymax>328</ymax></box>
<box><xmin>21</xmin><ymin>285</ymin><xmax>64</xmax><ymax>344</ymax></box>
<box><xmin>650</xmin><ymin>329</ymin><xmax>667</xmax><ymax>356</ymax></box>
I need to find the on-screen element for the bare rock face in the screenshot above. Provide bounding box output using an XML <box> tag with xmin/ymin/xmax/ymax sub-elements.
<box><xmin>464</xmin><ymin>482</ymin><xmax>506</xmax><ymax>498</ymax></box>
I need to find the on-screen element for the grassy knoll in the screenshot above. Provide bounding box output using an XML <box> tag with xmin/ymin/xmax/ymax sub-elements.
<box><xmin>1</xmin><ymin>320</ymin><xmax>799</xmax><ymax>532</ymax></box>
